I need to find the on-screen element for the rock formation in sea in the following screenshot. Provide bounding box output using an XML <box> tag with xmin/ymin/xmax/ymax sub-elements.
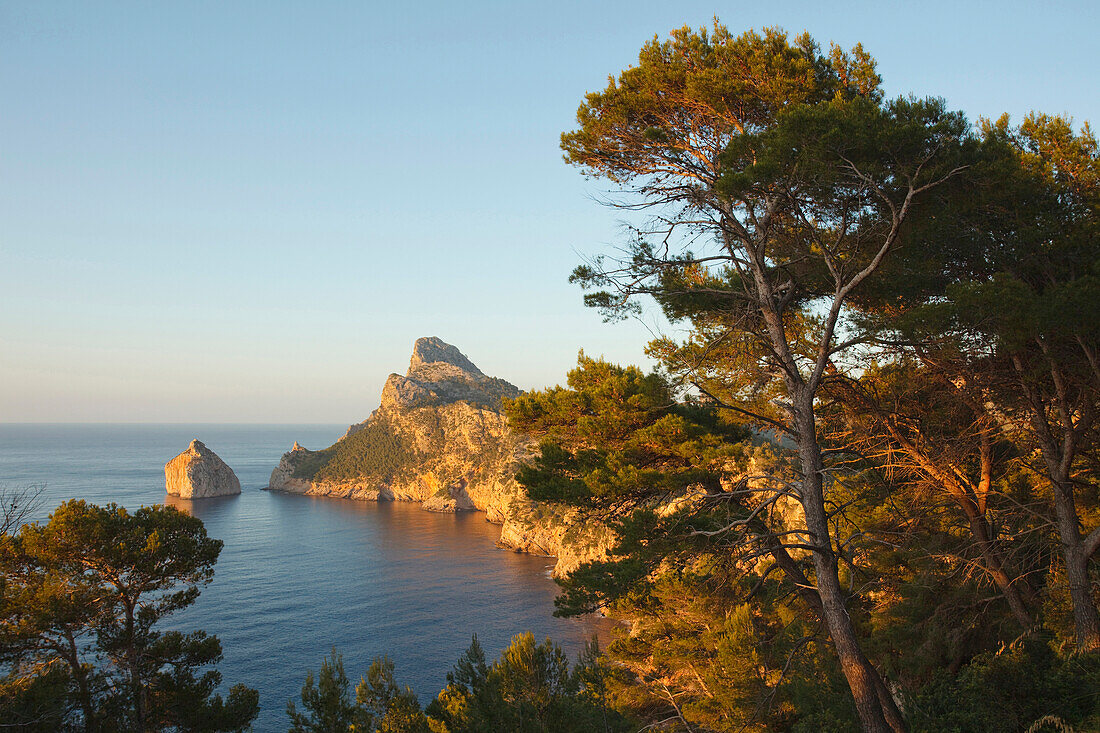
<box><xmin>165</xmin><ymin>440</ymin><xmax>242</xmax><ymax>499</ymax></box>
<box><xmin>267</xmin><ymin>337</ymin><xmax>614</xmax><ymax>576</ymax></box>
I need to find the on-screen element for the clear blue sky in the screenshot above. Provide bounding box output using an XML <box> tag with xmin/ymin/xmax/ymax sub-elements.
<box><xmin>3</xmin><ymin>1</ymin><xmax>1097</xmax><ymax>423</ymax></box>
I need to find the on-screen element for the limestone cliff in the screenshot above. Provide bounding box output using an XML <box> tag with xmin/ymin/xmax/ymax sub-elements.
<box><xmin>165</xmin><ymin>440</ymin><xmax>241</xmax><ymax>499</ymax></box>
<box><xmin>497</xmin><ymin>500</ymin><xmax>617</xmax><ymax>578</ymax></box>
<box><xmin>267</xmin><ymin>337</ymin><xmax>524</xmax><ymax>519</ymax></box>
<box><xmin>267</xmin><ymin>337</ymin><xmax>616</xmax><ymax>576</ymax></box>
<box><xmin>271</xmin><ymin>400</ymin><xmax>525</xmax><ymax>520</ymax></box>
<box><xmin>267</xmin><ymin>338</ymin><xmax>622</xmax><ymax>574</ymax></box>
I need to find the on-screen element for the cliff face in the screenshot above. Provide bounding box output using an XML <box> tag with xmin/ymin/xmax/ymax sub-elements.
<box><xmin>498</xmin><ymin>500</ymin><xmax>617</xmax><ymax>578</ymax></box>
<box><xmin>342</xmin><ymin>336</ymin><xmax>523</xmax><ymax>437</ymax></box>
<box><xmin>268</xmin><ymin>338</ymin><xmax>615</xmax><ymax>574</ymax></box>
<box><xmin>271</xmin><ymin>401</ymin><xmax>524</xmax><ymax>521</ymax></box>
<box><xmin>269</xmin><ymin>337</ymin><xmax>523</xmax><ymax>516</ymax></box>
<box><xmin>165</xmin><ymin>440</ymin><xmax>241</xmax><ymax>499</ymax></box>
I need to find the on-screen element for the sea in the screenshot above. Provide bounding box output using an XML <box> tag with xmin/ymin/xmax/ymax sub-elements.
<box><xmin>0</xmin><ymin>423</ymin><xmax>611</xmax><ymax>730</ymax></box>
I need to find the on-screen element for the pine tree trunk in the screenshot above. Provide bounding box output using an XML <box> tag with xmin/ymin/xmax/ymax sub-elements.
<box><xmin>794</xmin><ymin>407</ymin><xmax>907</xmax><ymax>733</ymax></box>
<box><xmin>1020</xmin><ymin>353</ymin><xmax>1100</xmax><ymax>651</ymax></box>
<box><xmin>963</xmin><ymin>508</ymin><xmax>1035</xmax><ymax>630</ymax></box>
<box><xmin>123</xmin><ymin>598</ymin><xmax>146</xmax><ymax>731</ymax></box>
<box><xmin>62</xmin><ymin>632</ymin><xmax>97</xmax><ymax>733</ymax></box>
<box><xmin>1051</xmin><ymin>480</ymin><xmax>1100</xmax><ymax>651</ymax></box>
<box><xmin>1034</xmin><ymin>418</ymin><xmax>1100</xmax><ymax>651</ymax></box>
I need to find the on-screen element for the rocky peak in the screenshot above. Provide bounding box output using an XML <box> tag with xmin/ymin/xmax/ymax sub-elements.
<box><xmin>166</xmin><ymin>439</ymin><xmax>241</xmax><ymax>499</ymax></box>
<box><xmin>408</xmin><ymin>337</ymin><xmax>484</xmax><ymax>377</ymax></box>
<box><xmin>377</xmin><ymin>337</ymin><xmax>520</xmax><ymax>411</ymax></box>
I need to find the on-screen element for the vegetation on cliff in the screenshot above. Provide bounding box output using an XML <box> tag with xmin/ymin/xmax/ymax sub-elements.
<box><xmin>294</xmin><ymin>419</ymin><xmax>414</xmax><ymax>484</ymax></box>
<box><xmin>278</xmin><ymin>338</ymin><xmax>522</xmax><ymax>515</ymax></box>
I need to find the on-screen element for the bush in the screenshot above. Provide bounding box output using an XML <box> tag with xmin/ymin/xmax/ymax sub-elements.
<box><xmin>426</xmin><ymin>633</ymin><xmax>631</xmax><ymax>733</ymax></box>
<box><xmin>906</xmin><ymin>640</ymin><xmax>1100</xmax><ymax>732</ymax></box>
<box><xmin>293</xmin><ymin>421</ymin><xmax>414</xmax><ymax>483</ymax></box>
<box><xmin>287</xmin><ymin>649</ymin><xmax>428</xmax><ymax>733</ymax></box>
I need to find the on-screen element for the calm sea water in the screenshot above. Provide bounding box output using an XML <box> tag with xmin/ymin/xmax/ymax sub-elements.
<box><xmin>0</xmin><ymin>424</ymin><xmax>609</xmax><ymax>730</ymax></box>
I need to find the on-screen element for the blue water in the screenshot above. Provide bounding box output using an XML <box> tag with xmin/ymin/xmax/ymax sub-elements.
<box><xmin>0</xmin><ymin>424</ymin><xmax>609</xmax><ymax>730</ymax></box>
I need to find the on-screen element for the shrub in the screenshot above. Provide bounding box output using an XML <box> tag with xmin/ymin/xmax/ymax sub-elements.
<box><xmin>906</xmin><ymin>639</ymin><xmax>1100</xmax><ymax>732</ymax></box>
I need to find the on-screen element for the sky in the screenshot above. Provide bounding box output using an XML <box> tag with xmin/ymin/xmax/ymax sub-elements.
<box><xmin>2</xmin><ymin>0</ymin><xmax>1097</xmax><ymax>423</ymax></box>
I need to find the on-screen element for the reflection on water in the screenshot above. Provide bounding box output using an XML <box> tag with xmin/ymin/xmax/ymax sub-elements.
<box><xmin>1</xmin><ymin>425</ymin><xmax>611</xmax><ymax>729</ymax></box>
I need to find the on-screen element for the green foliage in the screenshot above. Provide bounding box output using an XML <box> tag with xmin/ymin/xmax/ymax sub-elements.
<box><xmin>296</xmin><ymin>420</ymin><xmax>415</xmax><ymax>484</ymax></box>
<box><xmin>905</xmin><ymin>642</ymin><xmax>1100</xmax><ymax>733</ymax></box>
<box><xmin>505</xmin><ymin>355</ymin><xmax>865</xmax><ymax>731</ymax></box>
<box><xmin>599</xmin><ymin>563</ymin><xmax>859</xmax><ymax>733</ymax></box>
<box><xmin>0</xmin><ymin>500</ymin><xmax>258</xmax><ymax>732</ymax></box>
<box><xmin>852</xmin><ymin>109</ymin><xmax>1100</xmax><ymax>652</ymax></box>
<box><xmin>0</xmin><ymin>664</ymin><xmax>71</xmax><ymax>732</ymax></box>
<box><xmin>355</xmin><ymin>657</ymin><xmax>429</xmax><ymax>733</ymax></box>
<box><xmin>292</xmin><ymin>447</ymin><xmax>337</xmax><ymax>481</ymax></box>
<box><xmin>505</xmin><ymin>354</ymin><xmax>748</xmax><ymax>508</ymax></box>
<box><xmin>289</xmin><ymin>635</ymin><xmax>631</xmax><ymax>733</ymax></box>
<box><xmin>288</xmin><ymin>649</ymin><xmax>359</xmax><ymax>733</ymax></box>
<box><xmin>288</xmin><ymin>649</ymin><xmax>429</xmax><ymax>733</ymax></box>
<box><xmin>561</xmin><ymin>23</ymin><xmax>880</xmax><ymax>187</ymax></box>
<box><xmin>426</xmin><ymin>633</ymin><xmax>629</xmax><ymax>733</ymax></box>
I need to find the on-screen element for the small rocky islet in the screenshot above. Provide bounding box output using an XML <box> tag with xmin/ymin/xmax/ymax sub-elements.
<box><xmin>165</xmin><ymin>439</ymin><xmax>241</xmax><ymax>499</ymax></box>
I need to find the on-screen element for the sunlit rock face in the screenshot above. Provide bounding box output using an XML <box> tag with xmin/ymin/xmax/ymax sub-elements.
<box><xmin>266</xmin><ymin>337</ymin><xmax>615</xmax><ymax>576</ymax></box>
<box><xmin>268</xmin><ymin>338</ymin><xmax>523</xmax><ymax>514</ymax></box>
<box><xmin>408</xmin><ymin>336</ymin><xmax>484</xmax><ymax>377</ymax></box>
<box><xmin>373</xmin><ymin>336</ymin><xmax>521</xmax><ymax>413</ymax></box>
<box><xmin>497</xmin><ymin>500</ymin><xmax>617</xmax><ymax>579</ymax></box>
<box><xmin>165</xmin><ymin>440</ymin><xmax>241</xmax><ymax>498</ymax></box>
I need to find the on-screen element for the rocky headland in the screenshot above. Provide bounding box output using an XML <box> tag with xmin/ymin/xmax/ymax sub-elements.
<box><xmin>267</xmin><ymin>337</ymin><xmax>614</xmax><ymax>576</ymax></box>
<box><xmin>165</xmin><ymin>439</ymin><xmax>241</xmax><ymax>499</ymax></box>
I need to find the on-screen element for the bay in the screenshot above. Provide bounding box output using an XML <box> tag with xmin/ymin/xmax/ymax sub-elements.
<box><xmin>0</xmin><ymin>424</ymin><xmax>609</xmax><ymax>730</ymax></box>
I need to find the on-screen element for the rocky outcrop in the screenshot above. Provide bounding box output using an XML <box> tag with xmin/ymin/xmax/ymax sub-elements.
<box><xmin>165</xmin><ymin>440</ymin><xmax>241</xmax><ymax>499</ymax></box>
<box><xmin>408</xmin><ymin>337</ymin><xmax>483</xmax><ymax>375</ymax></box>
<box><xmin>269</xmin><ymin>338</ymin><xmax>525</xmax><ymax>513</ymax></box>
<box><xmin>266</xmin><ymin>441</ymin><xmax>313</xmax><ymax>495</ymax></box>
<box><xmin>495</xmin><ymin>489</ymin><xmax>711</xmax><ymax>579</ymax></box>
<box><xmin>267</xmin><ymin>337</ymin><xmax>618</xmax><ymax>576</ymax></box>
<box><xmin>270</xmin><ymin>401</ymin><xmax>525</xmax><ymax>520</ymax></box>
<box><xmin>340</xmin><ymin>337</ymin><xmax>522</xmax><ymax>440</ymax></box>
<box><xmin>498</xmin><ymin>501</ymin><xmax>617</xmax><ymax>578</ymax></box>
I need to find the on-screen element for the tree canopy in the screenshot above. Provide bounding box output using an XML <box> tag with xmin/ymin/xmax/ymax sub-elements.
<box><xmin>0</xmin><ymin>500</ymin><xmax>258</xmax><ymax>732</ymax></box>
<box><xmin>555</xmin><ymin>19</ymin><xmax>1098</xmax><ymax>733</ymax></box>
<box><xmin>559</xmin><ymin>21</ymin><xmax>988</xmax><ymax>733</ymax></box>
